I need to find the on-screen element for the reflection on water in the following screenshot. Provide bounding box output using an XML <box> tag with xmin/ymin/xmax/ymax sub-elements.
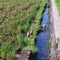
<box><xmin>36</xmin><ymin>7</ymin><xmax>50</xmax><ymax>60</ymax></box>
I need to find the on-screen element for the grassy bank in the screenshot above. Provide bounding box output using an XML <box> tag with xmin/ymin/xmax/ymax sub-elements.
<box><xmin>0</xmin><ymin>0</ymin><xmax>47</xmax><ymax>60</ymax></box>
<box><xmin>55</xmin><ymin>0</ymin><xmax>60</xmax><ymax>14</ymax></box>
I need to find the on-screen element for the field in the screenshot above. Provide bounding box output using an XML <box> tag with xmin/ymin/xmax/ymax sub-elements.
<box><xmin>0</xmin><ymin>0</ymin><xmax>47</xmax><ymax>60</ymax></box>
<box><xmin>55</xmin><ymin>0</ymin><xmax>60</xmax><ymax>14</ymax></box>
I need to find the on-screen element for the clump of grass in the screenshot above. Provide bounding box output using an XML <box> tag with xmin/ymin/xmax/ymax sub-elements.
<box><xmin>55</xmin><ymin>0</ymin><xmax>60</xmax><ymax>14</ymax></box>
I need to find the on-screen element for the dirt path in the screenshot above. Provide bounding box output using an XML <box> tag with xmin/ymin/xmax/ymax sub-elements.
<box><xmin>51</xmin><ymin>0</ymin><xmax>60</xmax><ymax>40</ymax></box>
<box><xmin>50</xmin><ymin>0</ymin><xmax>60</xmax><ymax>60</ymax></box>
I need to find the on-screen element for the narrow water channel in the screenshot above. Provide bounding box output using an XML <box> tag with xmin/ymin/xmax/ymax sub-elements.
<box><xmin>15</xmin><ymin>7</ymin><xmax>50</xmax><ymax>60</ymax></box>
<box><xmin>36</xmin><ymin>7</ymin><xmax>50</xmax><ymax>60</ymax></box>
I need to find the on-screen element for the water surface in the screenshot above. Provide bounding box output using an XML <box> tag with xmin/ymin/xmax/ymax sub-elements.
<box><xmin>36</xmin><ymin>7</ymin><xmax>50</xmax><ymax>60</ymax></box>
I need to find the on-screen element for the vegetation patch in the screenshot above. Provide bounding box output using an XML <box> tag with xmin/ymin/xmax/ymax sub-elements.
<box><xmin>55</xmin><ymin>0</ymin><xmax>60</xmax><ymax>14</ymax></box>
<box><xmin>0</xmin><ymin>0</ymin><xmax>47</xmax><ymax>60</ymax></box>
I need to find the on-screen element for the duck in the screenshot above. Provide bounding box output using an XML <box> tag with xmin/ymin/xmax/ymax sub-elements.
<box><xmin>41</xmin><ymin>24</ymin><xmax>46</xmax><ymax>31</ymax></box>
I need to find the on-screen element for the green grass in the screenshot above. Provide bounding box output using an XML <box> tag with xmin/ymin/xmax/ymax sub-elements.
<box><xmin>55</xmin><ymin>0</ymin><xmax>60</xmax><ymax>14</ymax></box>
<box><xmin>0</xmin><ymin>0</ymin><xmax>47</xmax><ymax>59</ymax></box>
